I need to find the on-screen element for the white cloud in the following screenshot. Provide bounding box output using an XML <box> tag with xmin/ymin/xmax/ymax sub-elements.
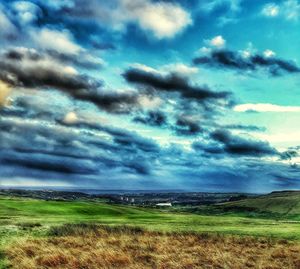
<box><xmin>209</xmin><ymin>35</ymin><xmax>226</xmax><ymax>48</ymax></box>
<box><xmin>119</xmin><ymin>0</ymin><xmax>192</xmax><ymax>39</ymax></box>
<box><xmin>198</xmin><ymin>46</ymin><xmax>212</xmax><ymax>55</ymax></box>
<box><xmin>262</xmin><ymin>3</ymin><xmax>280</xmax><ymax>17</ymax></box>
<box><xmin>262</xmin><ymin>1</ymin><xmax>300</xmax><ymax>21</ymax></box>
<box><xmin>138</xmin><ymin>96</ymin><xmax>162</xmax><ymax>109</ymax></box>
<box><xmin>121</xmin><ymin>0</ymin><xmax>192</xmax><ymax>38</ymax></box>
<box><xmin>200</xmin><ymin>0</ymin><xmax>242</xmax><ymax>26</ymax></box>
<box><xmin>49</xmin><ymin>0</ymin><xmax>191</xmax><ymax>40</ymax></box>
<box><xmin>161</xmin><ymin>63</ymin><xmax>198</xmax><ymax>75</ymax></box>
<box><xmin>201</xmin><ymin>0</ymin><xmax>242</xmax><ymax>13</ymax></box>
<box><xmin>283</xmin><ymin>0</ymin><xmax>300</xmax><ymax>20</ymax></box>
<box><xmin>198</xmin><ymin>36</ymin><xmax>226</xmax><ymax>55</ymax></box>
<box><xmin>234</xmin><ymin>103</ymin><xmax>300</xmax><ymax>112</ymax></box>
<box><xmin>12</xmin><ymin>1</ymin><xmax>42</xmax><ymax>24</ymax></box>
<box><xmin>263</xmin><ymin>49</ymin><xmax>276</xmax><ymax>58</ymax></box>
<box><xmin>131</xmin><ymin>62</ymin><xmax>198</xmax><ymax>76</ymax></box>
<box><xmin>130</xmin><ymin>63</ymin><xmax>160</xmax><ymax>74</ymax></box>
<box><xmin>31</xmin><ymin>28</ymin><xmax>82</xmax><ymax>55</ymax></box>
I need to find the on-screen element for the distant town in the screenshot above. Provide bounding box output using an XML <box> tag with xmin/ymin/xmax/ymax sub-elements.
<box><xmin>0</xmin><ymin>188</ymin><xmax>256</xmax><ymax>207</ymax></box>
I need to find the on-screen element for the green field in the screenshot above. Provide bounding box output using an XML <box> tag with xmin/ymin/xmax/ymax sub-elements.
<box><xmin>185</xmin><ymin>191</ymin><xmax>300</xmax><ymax>220</ymax></box>
<box><xmin>1</xmin><ymin>191</ymin><xmax>300</xmax><ymax>268</ymax></box>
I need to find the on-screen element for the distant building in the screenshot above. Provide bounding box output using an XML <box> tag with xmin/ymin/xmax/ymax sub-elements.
<box><xmin>156</xmin><ymin>202</ymin><xmax>172</xmax><ymax>207</ymax></box>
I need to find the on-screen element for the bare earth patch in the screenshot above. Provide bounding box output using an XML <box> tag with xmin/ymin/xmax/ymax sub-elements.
<box><xmin>6</xmin><ymin>224</ymin><xmax>300</xmax><ymax>269</ymax></box>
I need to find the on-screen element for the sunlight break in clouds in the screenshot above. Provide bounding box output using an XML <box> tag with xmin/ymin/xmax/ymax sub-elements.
<box><xmin>0</xmin><ymin>81</ymin><xmax>11</xmax><ymax>107</ymax></box>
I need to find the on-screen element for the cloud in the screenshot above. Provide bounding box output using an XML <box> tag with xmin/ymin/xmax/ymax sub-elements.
<box><xmin>261</xmin><ymin>3</ymin><xmax>280</xmax><ymax>17</ymax></box>
<box><xmin>224</xmin><ymin>124</ymin><xmax>266</xmax><ymax>132</ymax></box>
<box><xmin>201</xmin><ymin>0</ymin><xmax>242</xmax><ymax>13</ymax></box>
<box><xmin>92</xmin><ymin>41</ymin><xmax>116</xmax><ymax>51</ymax></box>
<box><xmin>199</xmin><ymin>0</ymin><xmax>243</xmax><ymax>26</ymax></box>
<box><xmin>208</xmin><ymin>35</ymin><xmax>226</xmax><ymax>48</ymax></box>
<box><xmin>30</xmin><ymin>28</ymin><xmax>82</xmax><ymax>55</ymax></box>
<box><xmin>131</xmin><ymin>62</ymin><xmax>198</xmax><ymax>77</ymax></box>
<box><xmin>161</xmin><ymin>63</ymin><xmax>199</xmax><ymax>76</ymax></box>
<box><xmin>0</xmin><ymin>47</ymin><xmax>98</xmax><ymax>91</ymax></box>
<box><xmin>0</xmin><ymin>47</ymin><xmax>139</xmax><ymax>113</ymax></box>
<box><xmin>261</xmin><ymin>1</ymin><xmax>300</xmax><ymax>21</ymax></box>
<box><xmin>194</xmin><ymin>49</ymin><xmax>300</xmax><ymax>76</ymax></box>
<box><xmin>0</xmin><ymin>111</ymin><xmax>161</xmax><ymax>181</ymax></box>
<box><xmin>174</xmin><ymin>115</ymin><xmax>202</xmax><ymax>136</ymax></box>
<box><xmin>123</xmin><ymin>67</ymin><xmax>230</xmax><ymax>102</ymax></box>
<box><xmin>75</xmin><ymin>91</ymin><xmax>139</xmax><ymax>114</ymax></box>
<box><xmin>284</xmin><ymin>0</ymin><xmax>300</xmax><ymax>20</ymax></box>
<box><xmin>120</xmin><ymin>0</ymin><xmax>192</xmax><ymax>39</ymax></box>
<box><xmin>11</xmin><ymin>1</ymin><xmax>43</xmax><ymax>24</ymax></box>
<box><xmin>234</xmin><ymin>103</ymin><xmax>300</xmax><ymax>113</ymax></box>
<box><xmin>47</xmin><ymin>50</ymin><xmax>104</xmax><ymax>70</ymax></box>
<box><xmin>263</xmin><ymin>49</ymin><xmax>275</xmax><ymax>58</ymax></box>
<box><xmin>1</xmin><ymin>150</ymin><xmax>98</xmax><ymax>175</ymax></box>
<box><xmin>133</xmin><ymin>111</ymin><xmax>167</xmax><ymax>127</ymax></box>
<box><xmin>53</xmin><ymin>0</ymin><xmax>191</xmax><ymax>39</ymax></box>
<box><xmin>1</xmin><ymin>97</ymin><xmax>299</xmax><ymax>191</ymax></box>
<box><xmin>209</xmin><ymin>129</ymin><xmax>278</xmax><ymax>156</ymax></box>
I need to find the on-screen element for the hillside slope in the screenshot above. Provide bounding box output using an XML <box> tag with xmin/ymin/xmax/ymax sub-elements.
<box><xmin>212</xmin><ymin>191</ymin><xmax>300</xmax><ymax>219</ymax></box>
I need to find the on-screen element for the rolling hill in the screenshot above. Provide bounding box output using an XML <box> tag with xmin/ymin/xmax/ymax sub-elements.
<box><xmin>196</xmin><ymin>191</ymin><xmax>300</xmax><ymax>220</ymax></box>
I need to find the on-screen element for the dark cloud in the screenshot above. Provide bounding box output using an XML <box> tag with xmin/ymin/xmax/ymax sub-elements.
<box><xmin>123</xmin><ymin>68</ymin><xmax>230</xmax><ymax>101</ymax></box>
<box><xmin>210</xmin><ymin>129</ymin><xmax>278</xmax><ymax>156</ymax></box>
<box><xmin>74</xmin><ymin>91</ymin><xmax>139</xmax><ymax>114</ymax></box>
<box><xmin>1</xmin><ymin>150</ymin><xmax>97</xmax><ymax>175</ymax></box>
<box><xmin>224</xmin><ymin>124</ymin><xmax>266</xmax><ymax>132</ymax></box>
<box><xmin>174</xmin><ymin>115</ymin><xmax>202</xmax><ymax>136</ymax></box>
<box><xmin>0</xmin><ymin>113</ymin><xmax>160</xmax><ymax>179</ymax></box>
<box><xmin>133</xmin><ymin>111</ymin><xmax>203</xmax><ymax>136</ymax></box>
<box><xmin>59</xmin><ymin>118</ymin><xmax>160</xmax><ymax>154</ymax></box>
<box><xmin>280</xmin><ymin>149</ymin><xmax>298</xmax><ymax>161</ymax></box>
<box><xmin>46</xmin><ymin>50</ymin><xmax>104</xmax><ymax>70</ymax></box>
<box><xmin>133</xmin><ymin>111</ymin><xmax>168</xmax><ymax>127</ymax></box>
<box><xmin>92</xmin><ymin>41</ymin><xmax>116</xmax><ymax>50</ymax></box>
<box><xmin>0</xmin><ymin>48</ymin><xmax>139</xmax><ymax>113</ymax></box>
<box><xmin>0</xmin><ymin>48</ymin><xmax>102</xmax><ymax>91</ymax></box>
<box><xmin>194</xmin><ymin>49</ymin><xmax>300</xmax><ymax>76</ymax></box>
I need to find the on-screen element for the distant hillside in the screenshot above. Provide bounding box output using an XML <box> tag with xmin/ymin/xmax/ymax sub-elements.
<box><xmin>203</xmin><ymin>191</ymin><xmax>300</xmax><ymax>220</ymax></box>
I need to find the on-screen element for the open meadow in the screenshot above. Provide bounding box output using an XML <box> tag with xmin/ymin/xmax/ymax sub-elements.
<box><xmin>1</xmin><ymin>191</ymin><xmax>300</xmax><ymax>268</ymax></box>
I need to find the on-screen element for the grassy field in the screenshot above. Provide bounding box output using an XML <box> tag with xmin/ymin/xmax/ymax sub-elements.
<box><xmin>1</xmin><ymin>192</ymin><xmax>300</xmax><ymax>268</ymax></box>
<box><xmin>6</xmin><ymin>224</ymin><xmax>300</xmax><ymax>269</ymax></box>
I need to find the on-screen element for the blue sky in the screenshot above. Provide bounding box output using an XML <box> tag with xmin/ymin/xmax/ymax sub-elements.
<box><xmin>1</xmin><ymin>0</ymin><xmax>300</xmax><ymax>192</ymax></box>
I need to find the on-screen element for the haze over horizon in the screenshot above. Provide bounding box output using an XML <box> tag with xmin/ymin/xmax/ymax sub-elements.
<box><xmin>1</xmin><ymin>0</ymin><xmax>300</xmax><ymax>192</ymax></box>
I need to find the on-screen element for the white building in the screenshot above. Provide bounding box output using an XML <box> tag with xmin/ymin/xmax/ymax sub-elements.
<box><xmin>156</xmin><ymin>202</ymin><xmax>172</xmax><ymax>207</ymax></box>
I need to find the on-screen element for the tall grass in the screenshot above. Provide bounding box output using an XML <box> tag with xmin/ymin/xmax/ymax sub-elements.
<box><xmin>6</xmin><ymin>224</ymin><xmax>300</xmax><ymax>269</ymax></box>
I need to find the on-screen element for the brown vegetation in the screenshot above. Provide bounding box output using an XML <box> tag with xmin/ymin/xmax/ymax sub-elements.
<box><xmin>6</xmin><ymin>224</ymin><xmax>300</xmax><ymax>269</ymax></box>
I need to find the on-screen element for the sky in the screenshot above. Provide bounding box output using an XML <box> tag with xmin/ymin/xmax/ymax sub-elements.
<box><xmin>1</xmin><ymin>0</ymin><xmax>300</xmax><ymax>192</ymax></box>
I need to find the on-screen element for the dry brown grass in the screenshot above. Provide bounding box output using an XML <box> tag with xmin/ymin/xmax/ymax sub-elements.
<box><xmin>6</xmin><ymin>224</ymin><xmax>300</xmax><ymax>269</ymax></box>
